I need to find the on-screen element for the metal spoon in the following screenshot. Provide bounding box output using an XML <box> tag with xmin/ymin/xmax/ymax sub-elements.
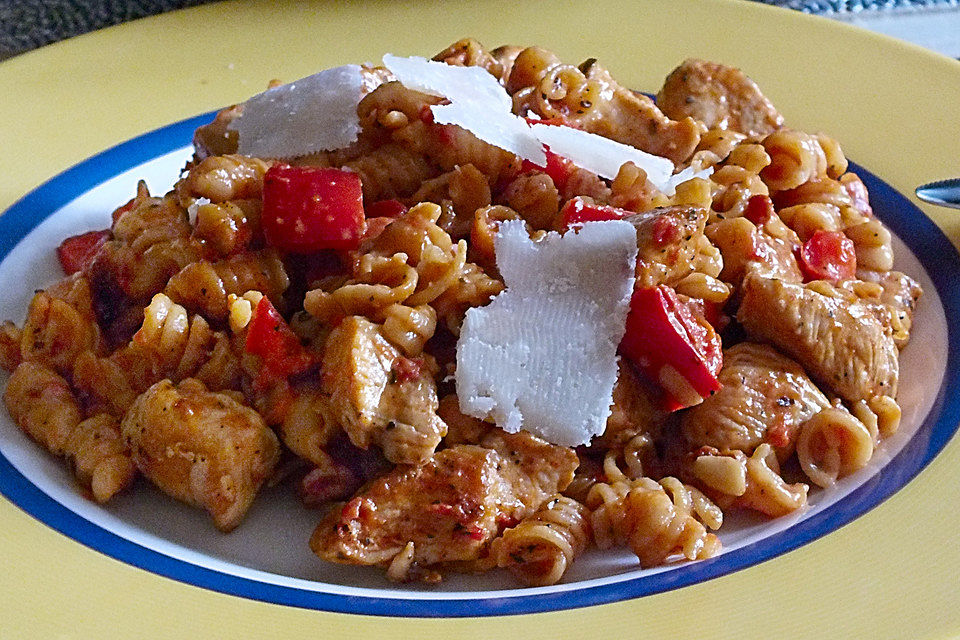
<box><xmin>916</xmin><ymin>178</ymin><xmax>960</xmax><ymax>209</ymax></box>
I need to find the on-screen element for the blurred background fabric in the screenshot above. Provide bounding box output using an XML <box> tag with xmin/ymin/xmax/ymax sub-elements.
<box><xmin>0</xmin><ymin>0</ymin><xmax>214</xmax><ymax>58</ymax></box>
<box><xmin>0</xmin><ymin>0</ymin><xmax>958</xmax><ymax>60</ymax></box>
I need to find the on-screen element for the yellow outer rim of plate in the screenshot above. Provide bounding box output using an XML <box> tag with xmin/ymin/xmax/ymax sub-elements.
<box><xmin>1</xmin><ymin>1</ymin><xmax>960</xmax><ymax>638</ymax></box>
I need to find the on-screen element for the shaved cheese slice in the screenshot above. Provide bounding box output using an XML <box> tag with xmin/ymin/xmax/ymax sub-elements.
<box><xmin>456</xmin><ymin>220</ymin><xmax>637</xmax><ymax>446</ymax></box>
<box><xmin>664</xmin><ymin>164</ymin><xmax>714</xmax><ymax>194</ymax></box>
<box><xmin>229</xmin><ymin>64</ymin><xmax>364</xmax><ymax>159</ymax></box>
<box><xmin>383</xmin><ymin>54</ymin><xmax>546</xmax><ymax>165</ymax></box>
<box><xmin>530</xmin><ymin>122</ymin><xmax>673</xmax><ymax>189</ymax></box>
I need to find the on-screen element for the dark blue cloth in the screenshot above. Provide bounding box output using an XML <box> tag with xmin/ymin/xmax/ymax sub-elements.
<box><xmin>0</xmin><ymin>0</ymin><xmax>213</xmax><ymax>57</ymax></box>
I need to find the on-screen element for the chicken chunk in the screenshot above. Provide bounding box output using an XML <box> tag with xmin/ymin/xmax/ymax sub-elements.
<box><xmin>657</xmin><ymin>59</ymin><xmax>784</xmax><ymax>140</ymax></box>
<box><xmin>681</xmin><ymin>342</ymin><xmax>830</xmax><ymax>458</ymax></box>
<box><xmin>120</xmin><ymin>378</ymin><xmax>280</xmax><ymax>531</ymax></box>
<box><xmin>322</xmin><ymin>316</ymin><xmax>446</xmax><ymax>465</ymax></box>
<box><xmin>737</xmin><ymin>274</ymin><xmax>899</xmax><ymax>402</ymax></box>
<box><xmin>626</xmin><ymin>205</ymin><xmax>718</xmax><ymax>288</ymax></box>
<box><xmin>579</xmin><ymin>60</ymin><xmax>701</xmax><ymax>165</ymax></box>
<box><xmin>593</xmin><ymin>360</ymin><xmax>664</xmax><ymax>451</ymax></box>
<box><xmin>310</xmin><ymin>430</ymin><xmax>577</xmax><ymax>571</ymax></box>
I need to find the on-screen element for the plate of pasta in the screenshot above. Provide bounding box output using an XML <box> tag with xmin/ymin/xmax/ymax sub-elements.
<box><xmin>2</xmin><ymin>0</ymin><xmax>960</xmax><ymax>636</ymax></box>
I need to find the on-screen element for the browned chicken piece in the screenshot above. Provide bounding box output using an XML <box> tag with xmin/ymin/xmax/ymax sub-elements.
<box><xmin>706</xmin><ymin>214</ymin><xmax>803</xmax><ymax>287</ymax></box>
<box><xmin>625</xmin><ymin>205</ymin><xmax>716</xmax><ymax>288</ymax></box>
<box><xmin>681</xmin><ymin>342</ymin><xmax>830</xmax><ymax>459</ymax></box>
<box><xmin>657</xmin><ymin>59</ymin><xmax>784</xmax><ymax>140</ymax></box>
<box><xmin>578</xmin><ymin>60</ymin><xmax>701</xmax><ymax>165</ymax></box>
<box><xmin>310</xmin><ymin>430</ymin><xmax>577</xmax><ymax>571</ymax></box>
<box><xmin>322</xmin><ymin>316</ymin><xmax>447</xmax><ymax>466</ymax></box>
<box><xmin>480</xmin><ymin>429</ymin><xmax>579</xmax><ymax>512</ymax></box>
<box><xmin>4</xmin><ymin>362</ymin><xmax>136</xmax><ymax>502</ymax></box>
<box><xmin>593</xmin><ymin>360</ymin><xmax>664</xmax><ymax>451</ymax></box>
<box><xmin>120</xmin><ymin>378</ymin><xmax>280</xmax><ymax>531</ymax></box>
<box><xmin>737</xmin><ymin>274</ymin><xmax>899</xmax><ymax>402</ymax></box>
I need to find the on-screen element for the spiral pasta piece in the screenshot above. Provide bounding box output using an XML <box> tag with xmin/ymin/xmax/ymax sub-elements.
<box><xmin>381</xmin><ymin>303</ymin><xmax>437</xmax><ymax>357</ymax></box>
<box><xmin>64</xmin><ymin>413</ymin><xmax>136</xmax><ymax>503</ymax></box>
<box><xmin>176</xmin><ymin>154</ymin><xmax>271</xmax><ymax>204</ymax></box>
<box><xmin>760</xmin><ymin>129</ymin><xmax>828</xmax><ymax>192</ymax></box>
<box><xmin>4</xmin><ymin>361</ymin><xmax>82</xmax><ymax>455</ymax></box>
<box><xmin>19</xmin><ymin>290</ymin><xmax>99</xmax><ymax>376</ymax></box>
<box><xmin>797</xmin><ymin>407</ymin><xmax>874</xmax><ymax>488</ymax></box>
<box><xmin>586</xmin><ymin>476</ymin><xmax>721</xmax><ymax>568</ymax></box>
<box><xmin>493</xmin><ymin>496</ymin><xmax>591</xmax><ymax>586</ymax></box>
<box><xmin>165</xmin><ymin>249</ymin><xmax>289</xmax><ymax>321</ymax></box>
<box><xmin>845</xmin><ymin>218</ymin><xmax>894</xmax><ymax>274</ymax></box>
<box><xmin>191</xmin><ymin>199</ymin><xmax>261</xmax><ymax>257</ymax></box>
<box><xmin>0</xmin><ymin>321</ymin><xmax>22</xmax><ymax>372</ymax></box>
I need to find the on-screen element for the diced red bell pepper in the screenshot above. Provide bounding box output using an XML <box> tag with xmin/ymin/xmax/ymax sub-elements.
<box><xmin>797</xmin><ymin>230</ymin><xmax>857</xmax><ymax>282</ymax></box>
<box><xmin>743</xmin><ymin>194</ymin><xmax>774</xmax><ymax>226</ymax></box>
<box><xmin>261</xmin><ymin>165</ymin><xmax>365</xmax><ymax>253</ymax></box>
<box><xmin>56</xmin><ymin>229</ymin><xmax>111</xmax><ymax>275</ymax></box>
<box><xmin>520</xmin><ymin>147</ymin><xmax>575</xmax><ymax>192</ymax></box>
<box><xmin>558</xmin><ymin>197</ymin><xmax>631</xmax><ymax>227</ymax></box>
<box><xmin>620</xmin><ymin>285</ymin><xmax>723</xmax><ymax>412</ymax></box>
<box><xmin>110</xmin><ymin>197</ymin><xmax>138</xmax><ymax>224</ymax></box>
<box><xmin>365</xmin><ymin>199</ymin><xmax>407</xmax><ymax>219</ymax></box>
<box><xmin>244</xmin><ymin>296</ymin><xmax>314</xmax><ymax>388</ymax></box>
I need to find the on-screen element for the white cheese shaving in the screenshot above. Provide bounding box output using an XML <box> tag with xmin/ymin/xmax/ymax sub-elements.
<box><xmin>455</xmin><ymin>220</ymin><xmax>638</xmax><ymax>446</ymax></box>
<box><xmin>229</xmin><ymin>64</ymin><xmax>364</xmax><ymax>159</ymax></box>
<box><xmin>530</xmin><ymin>122</ymin><xmax>674</xmax><ymax>189</ymax></box>
<box><xmin>383</xmin><ymin>54</ymin><xmax>547</xmax><ymax>165</ymax></box>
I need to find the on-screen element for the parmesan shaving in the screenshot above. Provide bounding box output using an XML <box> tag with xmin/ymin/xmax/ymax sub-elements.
<box><xmin>229</xmin><ymin>64</ymin><xmax>364</xmax><ymax>159</ymax></box>
<box><xmin>383</xmin><ymin>54</ymin><xmax>547</xmax><ymax>165</ymax></box>
<box><xmin>530</xmin><ymin>122</ymin><xmax>672</xmax><ymax>189</ymax></box>
<box><xmin>455</xmin><ymin>220</ymin><xmax>638</xmax><ymax>446</ymax></box>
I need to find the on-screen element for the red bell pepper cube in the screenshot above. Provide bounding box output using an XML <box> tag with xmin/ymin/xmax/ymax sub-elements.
<box><xmin>56</xmin><ymin>229</ymin><xmax>111</xmax><ymax>275</ymax></box>
<box><xmin>244</xmin><ymin>296</ymin><xmax>314</xmax><ymax>388</ymax></box>
<box><xmin>620</xmin><ymin>285</ymin><xmax>723</xmax><ymax>412</ymax></box>
<box><xmin>262</xmin><ymin>165</ymin><xmax>365</xmax><ymax>253</ymax></box>
<box><xmin>558</xmin><ymin>197</ymin><xmax>631</xmax><ymax>227</ymax></box>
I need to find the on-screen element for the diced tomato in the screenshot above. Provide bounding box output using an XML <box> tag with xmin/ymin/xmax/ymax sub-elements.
<box><xmin>650</xmin><ymin>215</ymin><xmax>681</xmax><ymax>246</ymax></box>
<box><xmin>558</xmin><ymin>197</ymin><xmax>631</xmax><ymax>227</ymax></box>
<box><xmin>261</xmin><ymin>165</ymin><xmax>365</xmax><ymax>253</ymax></box>
<box><xmin>365</xmin><ymin>199</ymin><xmax>407</xmax><ymax>219</ymax></box>
<box><xmin>743</xmin><ymin>194</ymin><xmax>774</xmax><ymax>226</ymax></box>
<box><xmin>620</xmin><ymin>285</ymin><xmax>723</xmax><ymax>412</ymax></box>
<box><xmin>110</xmin><ymin>197</ymin><xmax>138</xmax><ymax>224</ymax></box>
<box><xmin>520</xmin><ymin>147</ymin><xmax>575</xmax><ymax>191</ymax></box>
<box><xmin>392</xmin><ymin>356</ymin><xmax>423</xmax><ymax>384</ymax></box>
<box><xmin>244</xmin><ymin>296</ymin><xmax>314</xmax><ymax>389</ymax></box>
<box><xmin>56</xmin><ymin>229</ymin><xmax>111</xmax><ymax>275</ymax></box>
<box><xmin>797</xmin><ymin>230</ymin><xmax>857</xmax><ymax>282</ymax></box>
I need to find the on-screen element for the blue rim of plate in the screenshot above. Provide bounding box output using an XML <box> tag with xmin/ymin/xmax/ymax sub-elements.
<box><xmin>1</xmin><ymin>112</ymin><xmax>959</xmax><ymax>618</ymax></box>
